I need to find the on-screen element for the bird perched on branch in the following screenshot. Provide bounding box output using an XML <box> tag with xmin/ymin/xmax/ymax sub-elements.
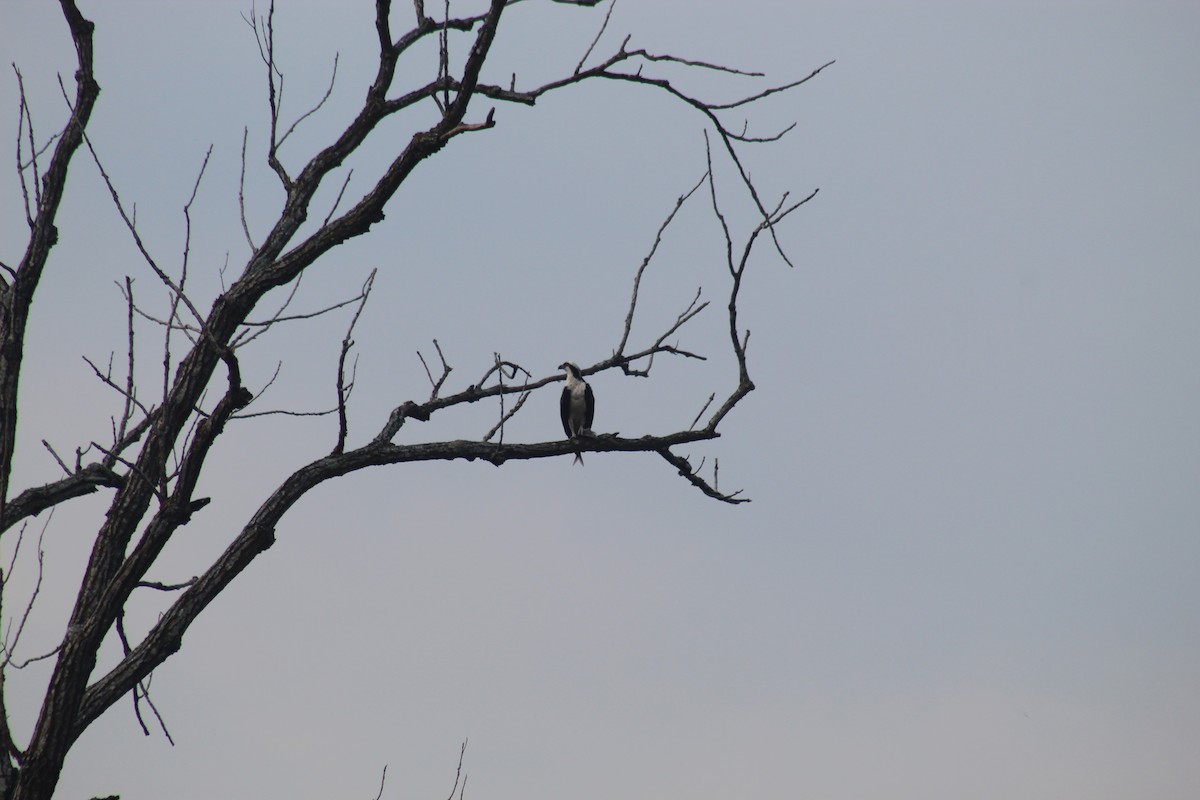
<box><xmin>558</xmin><ymin>361</ymin><xmax>594</xmax><ymax>465</ymax></box>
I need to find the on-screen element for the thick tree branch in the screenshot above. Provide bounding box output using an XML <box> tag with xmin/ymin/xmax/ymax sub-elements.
<box><xmin>1</xmin><ymin>0</ymin><xmax>99</xmax><ymax>534</ymax></box>
<box><xmin>1</xmin><ymin>9</ymin><xmax>99</xmax><ymax>786</ymax></box>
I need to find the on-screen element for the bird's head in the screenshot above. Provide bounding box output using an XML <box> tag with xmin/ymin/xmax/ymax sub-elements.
<box><xmin>558</xmin><ymin>362</ymin><xmax>582</xmax><ymax>380</ymax></box>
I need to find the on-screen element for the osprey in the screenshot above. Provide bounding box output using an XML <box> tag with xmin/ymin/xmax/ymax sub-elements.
<box><xmin>558</xmin><ymin>361</ymin><xmax>594</xmax><ymax>465</ymax></box>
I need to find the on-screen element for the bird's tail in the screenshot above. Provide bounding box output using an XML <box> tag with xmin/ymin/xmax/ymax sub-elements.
<box><xmin>572</xmin><ymin>450</ymin><xmax>584</xmax><ymax>466</ymax></box>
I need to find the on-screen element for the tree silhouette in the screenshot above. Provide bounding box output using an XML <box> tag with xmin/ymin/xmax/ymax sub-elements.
<box><xmin>0</xmin><ymin>2</ymin><xmax>828</xmax><ymax>797</ymax></box>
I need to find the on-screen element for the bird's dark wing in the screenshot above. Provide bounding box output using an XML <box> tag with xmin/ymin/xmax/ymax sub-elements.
<box><xmin>560</xmin><ymin>386</ymin><xmax>573</xmax><ymax>438</ymax></box>
<box><xmin>583</xmin><ymin>383</ymin><xmax>595</xmax><ymax>431</ymax></box>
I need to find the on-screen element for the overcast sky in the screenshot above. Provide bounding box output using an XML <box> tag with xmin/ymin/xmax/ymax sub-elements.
<box><xmin>2</xmin><ymin>1</ymin><xmax>1198</xmax><ymax>799</ymax></box>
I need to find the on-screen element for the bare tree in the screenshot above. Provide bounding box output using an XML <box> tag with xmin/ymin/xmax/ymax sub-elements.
<box><xmin>0</xmin><ymin>1</ymin><xmax>829</xmax><ymax>798</ymax></box>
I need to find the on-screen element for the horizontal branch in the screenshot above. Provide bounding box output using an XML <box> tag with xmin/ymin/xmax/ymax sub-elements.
<box><xmin>73</xmin><ymin>424</ymin><xmax>717</xmax><ymax>734</ymax></box>
<box><xmin>372</xmin><ymin>332</ymin><xmax>695</xmax><ymax>444</ymax></box>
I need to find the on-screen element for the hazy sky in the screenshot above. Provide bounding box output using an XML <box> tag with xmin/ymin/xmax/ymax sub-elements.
<box><xmin>1</xmin><ymin>1</ymin><xmax>1198</xmax><ymax>799</ymax></box>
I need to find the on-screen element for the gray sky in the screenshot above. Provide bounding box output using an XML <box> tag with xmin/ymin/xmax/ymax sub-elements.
<box><xmin>2</xmin><ymin>1</ymin><xmax>1198</xmax><ymax>798</ymax></box>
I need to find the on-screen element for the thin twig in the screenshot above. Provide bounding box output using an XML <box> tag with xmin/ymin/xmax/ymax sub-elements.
<box><xmin>240</xmin><ymin>290</ymin><xmax>367</xmax><ymax>328</ymax></box>
<box><xmin>575</xmin><ymin>0</ymin><xmax>616</xmax><ymax>75</ymax></box>
<box><xmin>372</xmin><ymin>764</ymin><xmax>388</xmax><ymax>800</ymax></box>
<box><xmin>139</xmin><ymin>684</ymin><xmax>176</xmax><ymax>745</ymax></box>
<box><xmin>689</xmin><ymin>393</ymin><xmax>715</xmax><ymax>431</ymax></box>
<box><xmin>445</xmin><ymin>740</ymin><xmax>468</xmax><ymax>800</ymax></box>
<box><xmin>82</xmin><ymin>353</ymin><xmax>153</xmax><ymax>420</ymax></box>
<box><xmin>418</xmin><ymin>340</ymin><xmax>452</xmax><ymax>401</ymax></box>
<box><xmin>333</xmin><ymin>269</ymin><xmax>376</xmax><ymax>455</ymax></box>
<box><xmin>239</xmin><ymin>127</ymin><xmax>257</xmax><ymax>250</ymax></box>
<box><xmin>277</xmin><ymin>53</ymin><xmax>340</xmax><ymax>149</ymax></box>
<box><xmin>68</xmin><ymin>101</ymin><xmax>210</xmax><ymax>333</ymax></box>
<box><xmin>42</xmin><ymin>439</ymin><xmax>72</xmax><ymax>476</ymax></box>
<box><xmin>323</xmin><ymin>168</ymin><xmax>354</xmax><ymax>226</ymax></box>
<box><xmin>615</xmin><ymin>170</ymin><xmax>709</xmax><ymax>358</ymax></box>
<box><xmin>0</xmin><ymin>512</ymin><xmax>52</xmax><ymax>667</ymax></box>
<box><xmin>115</xmin><ymin>276</ymin><xmax>138</xmax><ymax>450</ymax></box>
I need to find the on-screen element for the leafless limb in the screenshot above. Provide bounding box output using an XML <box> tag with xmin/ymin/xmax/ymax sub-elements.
<box><xmin>453</xmin><ymin>36</ymin><xmax>833</xmax><ymax>266</ymax></box>
<box><xmin>371</xmin><ymin>764</ymin><xmax>388</xmax><ymax>800</ymax></box>
<box><xmin>441</xmin><ymin>107</ymin><xmax>496</xmax><ymax>140</ymax></box>
<box><xmin>656</xmin><ymin>448</ymin><xmax>746</xmax><ymax>504</ymax></box>
<box><xmin>333</xmin><ymin>270</ymin><xmax>376</xmax><ymax>455</ymax></box>
<box><xmin>1</xmin><ymin>459</ymin><xmax>125</xmax><ymax>536</ymax></box>
<box><xmin>231</xmin><ymin>273</ymin><xmax>306</xmax><ymax>348</ymax></box>
<box><xmin>118</xmin><ymin>301</ymin><xmax>200</xmax><ymax>338</ymax></box>
<box><xmin>475</xmin><ymin>355</ymin><xmax>532</xmax><ymax>390</ymax></box>
<box><xmin>81</xmin><ymin>355</ymin><xmax>152</xmax><ymax>421</ymax></box>
<box><xmin>0</xmin><ymin>2</ymin><xmax>826</xmax><ymax>795</ymax></box>
<box><xmin>615</xmin><ymin>170</ymin><xmax>708</xmax><ymax>359</ymax></box>
<box><xmin>76</xmin><ymin>281</ymin><xmax>156</xmax><ymax>454</ymax></box>
<box><xmin>169</xmin><ymin>145</ymin><xmax>212</xmax><ymax>394</ymax></box>
<box><xmin>438</xmin><ymin>0</ymin><xmax>451</xmax><ymax>113</ymax></box>
<box><xmin>116</xmin><ymin>277</ymin><xmax>138</xmax><ymax>451</ymax></box>
<box><xmin>483</xmin><ymin>390</ymin><xmax>530</xmax><ymax>444</ymax></box>
<box><xmin>0</xmin><ymin>2</ymin><xmax>102</xmax><ymax>790</ymax></box>
<box><xmin>12</xmin><ymin>67</ymin><xmax>40</xmax><ymax>228</ymax></box>
<box><xmin>418</xmin><ymin>339</ymin><xmax>452</xmax><ymax>401</ymax></box>
<box><xmin>238</xmin><ymin>127</ymin><xmax>256</xmax><ymax>250</ymax></box>
<box><xmin>727</xmin><ymin>120</ymin><xmax>797</xmax><ymax>144</ymax></box>
<box><xmin>277</xmin><ymin>54</ymin><xmax>339</xmax><ymax>151</ymax></box>
<box><xmin>480</xmin><ymin>354</ymin><xmax>533</xmax><ymax>444</ymax></box>
<box><xmin>115</xmin><ymin>613</ymin><xmax>174</xmax><ymax>744</ymax></box>
<box><xmin>244</xmin><ymin>3</ymin><xmax>292</xmax><ymax>189</ymax></box>
<box><xmin>0</xmin><ymin>515</ymin><xmax>51</xmax><ymax>668</ymax></box>
<box><xmin>72</xmin><ymin>113</ymin><xmax>209</xmax><ymax>335</ymax></box>
<box><xmin>41</xmin><ymin>441</ymin><xmax>71</xmax><ymax>477</ymax></box>
<box><xmin>690</xmin><ymin>394</ymin><xmax>715</xmax><ymax>431</ymax></box>
<box><xmin>575</xmin><ymin>0</ymin><xmax>617</xmax><ymax>75</ymax></box>
<box><xmin>445</xmin><ymin>739</ymin><xmax>468</xmax><ymax>800</ymax></box>
<box><xmin>620</xmin><ymin>286</ymin><xmax>709</xmax><ymax>378</ymax></box>
<box><xmin>364</xmin><ymin>150</ymin><xmax>791</xmax><ymax>455</ymax></box>
<box><xmin>234</xmin><ymin>404</ymin><xmax>340</xmax><ymax>421</ymax></box>
<box><xmin>233</xmin><ymin>263</ymin><xmax>377</xmax><ymax>349</ymax></box>
<box><xmin>4</xmin><ymin>643</ymin><xmax>62</xmax><ymax>672</ymax></box>
<box><xmin>168</xmin><ymin>388</ymin><xmax>210</xmax><ymax>488</ymax></box>
<box><xmin>323</xmin><ymin>168</ymin><xmax>355</xmax><ymax>226</ymax></box>
<box><xmin>135</xmin><ymin>578</ymin><xmax>197</xmax><ymax>592</ymax></box>
<box><xmin>88</xmin><ymin>441</ymin><xmax>166</xmax><ymax>505</ymax></box>
<box><xmin>238</xmin><ymin>287</ymin><xmax>370</xmax><ymax>329</ymax></box>
<box><xmin>1</xmin><ymin>524</ymin><xmax>22</xmax><ymax>587</ymax></box>
<box><xmin>490</xmin><ymin>353</ymin><xmax>506</xmax><ymax>445</ymax></box>
<box><xmin>135</xmin><ymin>681</ymin><xmax>174</xmax><ymax>745</ymax></box>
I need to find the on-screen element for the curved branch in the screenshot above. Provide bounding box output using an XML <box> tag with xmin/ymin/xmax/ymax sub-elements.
<box><xmin>467</xmin><ymin>49</ymin><xmax>834</xmax><ymax>265</ymax></box>
<box><xmin>615</xmin><ymin>170</ymin><xmax>708</xmax><ymax>358</ymax></box>
<box><xmin>74</xmin><ymin>423</ymin><xmax>721</xmax><ymax>734</ymax></box>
